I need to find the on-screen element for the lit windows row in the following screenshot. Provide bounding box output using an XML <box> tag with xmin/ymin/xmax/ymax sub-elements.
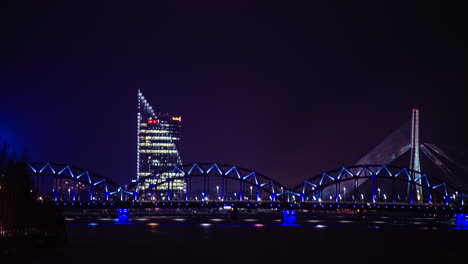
<box><xmin>141</xmin><ymin>136</ymin><xmax>180</xmax><ymax>141</ymax></box>
<box><xmin>138</xmin><ymin>143</ymin><xmax>174</xmax><ymax>147</ymax></box>
<box><xmin>138</xmin><ymin>172</ymin><xmax>184</xmax><ymax>178</ymax></box>
<box><xmin>144</xmin><ymin>173</ymin><xmax>185</xmax><ymax>179</ymax></box>
<box><xmin>139</xmin><ymin>149</ymin><xmax>178</xmax><ymax>154</ymax></box>
<box><xmin>140</xmin><ymin>123</ymin><xmax>175</xmax><ymax>127</ymax></box>
<box><xmin>138</xmin><ymin>129</ymin><xmax>170</xmax><ymax>134</ymax></box>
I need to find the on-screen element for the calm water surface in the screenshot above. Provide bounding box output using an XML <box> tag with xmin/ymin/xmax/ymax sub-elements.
<box><xmin>15</xmin><ymin>216</ymin><xmax>468</xmax><ymax>264</ymax></box>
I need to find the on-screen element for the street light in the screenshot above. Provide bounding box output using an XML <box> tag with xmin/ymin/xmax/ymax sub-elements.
<box><xmin>249</xmin><ymin>186</ymin><xmax>253</xmax><ymax>200</ymax></box>
<box><xmin>216</xmin><ymin>185</ymin><xmax>219</xmax><ymax>198</ymax></box>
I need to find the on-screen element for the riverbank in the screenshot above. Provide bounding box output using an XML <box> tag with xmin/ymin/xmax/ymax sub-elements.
<box><xmin>1</xmin><ymin>226</ymin><xmax>67</xmax><ymax>257</ymax></box>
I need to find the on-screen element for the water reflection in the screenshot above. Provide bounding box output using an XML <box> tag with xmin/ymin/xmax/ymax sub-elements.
<box><xmin>97</xmin><ymin>218</ymin><xmax>115</xmax><ymax>221</ymax></box>
<box><xmin>146</xmin><ymin>222</ymin><xmax>159</xmax><ymax>233</ymax></box>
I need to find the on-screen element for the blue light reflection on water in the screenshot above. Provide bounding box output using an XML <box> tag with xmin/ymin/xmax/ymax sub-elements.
<box><xmin>64</xmin><ymin>217</ymin><xmax>461</xmax><ymax>231</ymax></box>
<box><xmin>114</xmin><ymin>222</ymin><xmax>135</xmax><ymax>225</ymax></box>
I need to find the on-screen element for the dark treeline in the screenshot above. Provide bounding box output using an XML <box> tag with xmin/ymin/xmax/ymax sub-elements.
<box><xmin>0</xmin><ymin>141</ymin><xmax>65</xmax><ymax>234</ymax></box>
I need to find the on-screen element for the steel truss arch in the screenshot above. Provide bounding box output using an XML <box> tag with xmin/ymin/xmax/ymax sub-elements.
<box><xmin>292</xmin><ymin>164</ymin><xmax>465</xmax><ymax>205</ymax></box>
<box><xmin>28</xmin><ymin>162</ymin><xmax>122</xmax><ymax>201</ymax></box>
<box><xmin>131</xmin><ymin>162</ymin><xmax>288</xmax><ymax>201</ymax></box>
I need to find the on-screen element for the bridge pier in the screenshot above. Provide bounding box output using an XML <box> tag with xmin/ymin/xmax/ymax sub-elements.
<box><xmin>117</xmin><ymin>208</ymin><xmax>130</xmax><ymax>223</ymax></box>
<box><xmin>227</xmin><ymin>207</ymin><xmax>238</xmax><ymax>221</ymax></box>
<box><xmin>281</xmin><ymin>209</ymin><xmax>298</xmax><ymax>226</ymax></box>
<box><xmin>455</xmin><ymin>214</ymin><xmax>468</xmax><ymax>229</ymax></box>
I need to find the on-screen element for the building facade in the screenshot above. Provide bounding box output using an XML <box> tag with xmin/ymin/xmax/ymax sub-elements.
<box><xmin>137</xmin><ymin>90</ymin><xmax>185</xmax><ymax>197</ymax></box>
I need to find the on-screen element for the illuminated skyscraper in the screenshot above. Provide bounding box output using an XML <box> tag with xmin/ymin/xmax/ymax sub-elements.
<box><xmin>137</xmin><ymin>90</ymin><xmax>185</xmax><ymax>195</ymax></box>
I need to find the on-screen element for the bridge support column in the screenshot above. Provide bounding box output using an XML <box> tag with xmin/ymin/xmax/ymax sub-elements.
<box><xmin>117</xmin><ymin>208</ymin><xmax>130</xmax><ymax>223</ymax></box>
<box><xmin>281</xmin><ymin>209</ymin><xmax>298</xmax><ymax>226</ymax></box>
<box><xmin>455</xmin><ymin>214</ymin><xmax>468</xmax><ymax>229</ymax></box>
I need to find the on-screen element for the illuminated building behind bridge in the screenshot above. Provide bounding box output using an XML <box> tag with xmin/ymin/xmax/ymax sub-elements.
<box><xmin>137</xmin><ymin>90</ymin><xmax>185</xmax><ymax>196</ymax></box>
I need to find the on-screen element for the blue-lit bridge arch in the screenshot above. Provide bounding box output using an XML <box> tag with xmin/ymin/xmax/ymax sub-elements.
<box><xmin>292</xmin><ymin>164</ymin><xmax>466</xmax><ymax>206</ymax></box>
<box><xmin>28</xmin><ymin>162</ymin><xmax>467</xmax><ymax>208</ymax></box>
<box><xmin>28</xmin><ymin>162</ymin><xmax>123</xmax><ymax>202</ymax></box>
<box><xmin>129</xmin><ymin>162</ymin><xmax>288</xmax><ymax>202</ymax></box>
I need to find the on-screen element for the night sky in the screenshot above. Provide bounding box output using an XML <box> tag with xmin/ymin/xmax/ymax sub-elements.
<box><xmin>2</xmin><ymin>1</ymin><xmax>467</xmax><ymax>188</ymax></box>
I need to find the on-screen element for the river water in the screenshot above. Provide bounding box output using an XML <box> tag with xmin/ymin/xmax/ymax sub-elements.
<box><xmin>13</xmin><ymin>215</ymin><xmax>468</xmax><ymax>264</ymax></box>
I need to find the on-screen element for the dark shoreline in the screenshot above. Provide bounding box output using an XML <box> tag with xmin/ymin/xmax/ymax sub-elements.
<box><xmin>1</xmin><ymin>227</ymin><xmax>68</xmax><ymax>257</ymax></box>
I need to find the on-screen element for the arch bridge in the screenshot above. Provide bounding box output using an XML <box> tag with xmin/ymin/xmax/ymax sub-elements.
<box><xmin>29</xmin><ymin>162</ymin><xmax>467</xmax><ymax>212</ymax></box>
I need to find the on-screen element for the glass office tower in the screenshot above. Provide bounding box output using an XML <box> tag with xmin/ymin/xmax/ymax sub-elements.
<box><xmin>137</xmin><ymin>90</ymin><xmax>185</xmax><ymax>197</ymax></box>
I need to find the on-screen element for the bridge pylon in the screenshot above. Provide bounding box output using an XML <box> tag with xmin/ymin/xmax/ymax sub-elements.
<box><xmin>409</xmin><ymin>107</ymin><xmax>423</xmax><ymax>203</ymax></box>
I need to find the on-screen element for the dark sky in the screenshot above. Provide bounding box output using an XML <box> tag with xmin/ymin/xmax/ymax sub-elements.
<box><xmin>1</xmin><ymin>1</ymin><xmax>467</xmax><ymax>188</ymax></box>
